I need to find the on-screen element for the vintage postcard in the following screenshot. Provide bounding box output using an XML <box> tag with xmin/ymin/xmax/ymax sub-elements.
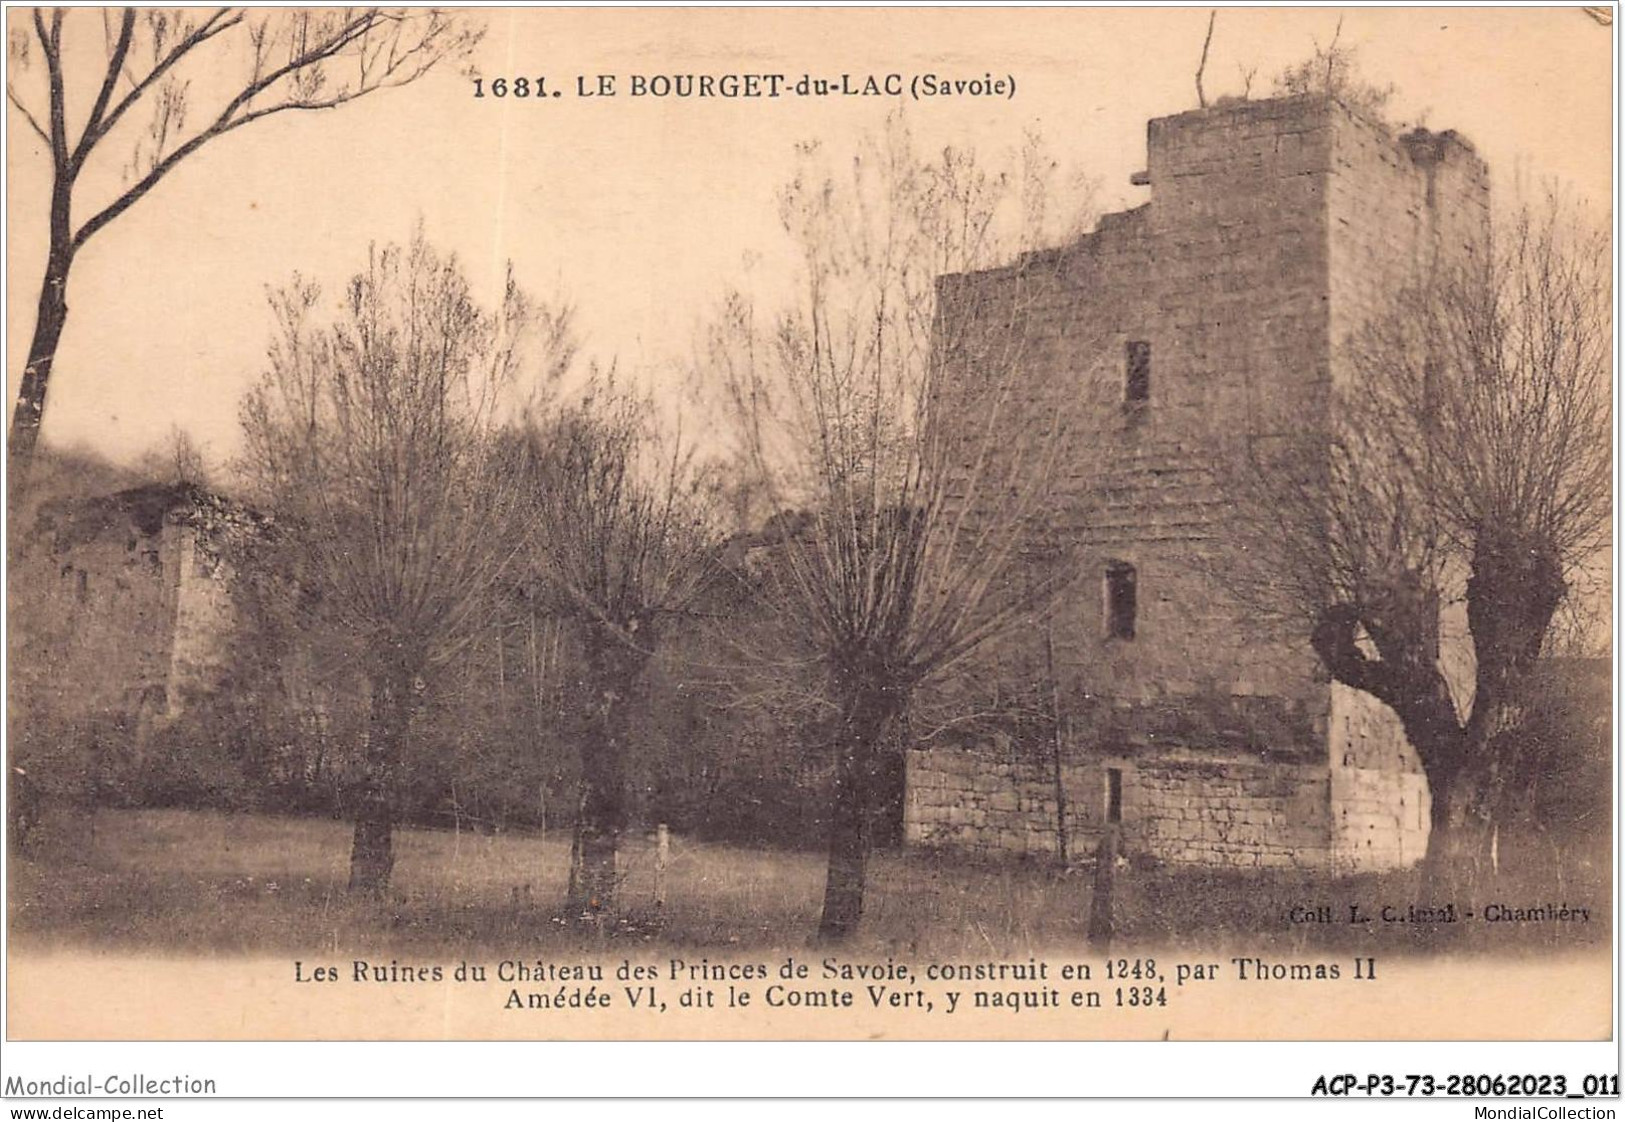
<box><xmin>2</xmin><ymin>3</ymin><xmax>1614</xmax><ymax>1085</ymax></box>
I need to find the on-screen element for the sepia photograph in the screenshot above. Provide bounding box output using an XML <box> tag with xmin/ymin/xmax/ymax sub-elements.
<box><xmin>1</xmin><ymin>2</ymin><xmax>1615</xmax><ymax>1084</ymax></box>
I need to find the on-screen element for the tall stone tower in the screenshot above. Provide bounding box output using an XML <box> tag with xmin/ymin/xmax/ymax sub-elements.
<box><xmin>907</xmin><ymin>94</ymin><xmax>1490</xmax><ymax>871</ymax></box>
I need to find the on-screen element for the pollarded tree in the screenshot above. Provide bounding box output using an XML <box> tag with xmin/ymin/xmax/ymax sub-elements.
<box><xmin>7</xmin><ymin>7</ymin><xmax>481</xmax><ymax>479</ymax></box>
<box><xmin>1227</xmin><ymin>197</ymin><xmax>1609</xmax><ymax>890</ymax></box>
<box><xmin>514</xmin><ymin>381</ymin><xmax>722</xmax><ymax>919</ymax></box>
<box><xmin>709</xmin><ymin>122</ymin><xmax>1091</xmax><ymax>941</ymax></box>
<box><xmin>238</xmin><ymin>232</ymin><xmax>562</xmax><ymax>893</ymax></box>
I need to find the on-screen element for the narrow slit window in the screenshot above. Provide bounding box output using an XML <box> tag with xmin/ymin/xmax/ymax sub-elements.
<box><xmin>1106</xmin><ymin>768</ymin><xmax>1123</xmax><ymax>824</ymax></box>
<box><xmin>1125</xmin><ymin>340</ymin><xmax>1151</xmax><ymax>403</ymax></box>
<box><xmin>1105</xmin><ymin>560</ymin><xmax>1137</xmax><ymax>640</ymax></box>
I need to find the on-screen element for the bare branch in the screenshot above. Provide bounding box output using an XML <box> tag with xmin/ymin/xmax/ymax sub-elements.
<box><xmin>84</xmin><ymin>9</ymin><xmax>242</xmax><ymax>154</ymax></box>
<box><xmin>1326</xmin><ymin>15</ymin><xmax>1343</xmax><ymax>90</ymax></box>
<box><xmin>70</xmin><ymin>7</ymin><xmax>136</xmax><ymax>172</ymax></box>
<box><xmin>1195</xmin><ymin>10</ymin><xmax>1216</xmax><ymax>109</ymax></box>
<box><xmin>239</xmin><ymin>232</ymin><xmax>551</xmax><ymax>675</ymax></box>
<box><xmin>37</xmin><ymin>8</ymin><xmax>69</xmax><ymax>167</ymax></box>
<box><xmin>6</xmin><ymin>82</ymin><xmax>49</xmax><ymax>147</ymax></box>
<box><xmin>706</xmin><ymin>117</ymin><xmax>1093</xmax><ymax>752</ymax></box>
<box><xmin>1237</xmin><ymin>62</ymin><xmax>1257</xmax><ymax>99</ymax></box>
<box><xmin>1272</xmin><ymin>22</ymin><xmax>1394</xmax><ymax>123</ymax></box>
<box><xmin>515</xmin><ymin>373</ymin><xmax>722</xmax><ymax>658</ymax></box>
<box><xmin>71</xmin><ymin>10</ymin><xmax>479</xmax><ymax>249</ymax></box>
<box><xmin>10</xmin><ymin>8</ymin><xmax>483</xmax><ymax>474</ymax></box>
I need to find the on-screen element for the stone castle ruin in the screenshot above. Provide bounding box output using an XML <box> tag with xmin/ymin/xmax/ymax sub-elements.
<box><xmin>19</xmin><ymin>95</ymin><xmax>1491</xmax><ymax>873</ymax></box>
<box><xmin>907</xmin><ymin>94</ymin><xmax>1489</xmax><ymax>872</ymax></box>
<box><xmin>12</xmin><ymin>483</ymin><xmax>245</xmax><ymax>769</ymax></box>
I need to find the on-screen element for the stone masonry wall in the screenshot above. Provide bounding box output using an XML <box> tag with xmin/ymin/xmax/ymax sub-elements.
<box><xmin>907</xmin><ymin>740</ymin><xmax>1337</xmax><ymax>869</ymax></box>
<box><xmin>1325</xmin><ymin>110</ymin><xmax>1490</xmax><ymax>391</ymax></box>
<box><xmin>17</xmin><ymin>502</ymin><xmax>183</xmax><ymax>740</ymax></box>
<box><xmin>16</xmin><ymin>485</ymin><xmax>243</xmax><ymax>757</ymax></box>
<box><xmin>1313</xmin><ymin>114</ymin><xmax>1479</xmax><ymax>873</ymax></box>
<box><xmin>1327</xmin><ymin>682</ymin><xmax>1431</xmax><ymax>871</ymax></box>
<box><xmin>1129</xmin><ymin>756</ymin><xmax>1333</xmax><ymax>868</ymax></box>
<box><xmin>165</xmin><ymin>522</ymin><xmax>237</xmax><ymax>715</ymax></box>
<box><xmin>935</xmin><ymin>95</ymin><xmax>1346</xmax><ymax>754</ymax></box>
<box><xmin>909</xmin><ymin>96</ymin><xmax>1479</xmax><ymax>872</ymax></box>
<box><xmin>903</xmin><ymin>739</ymin><xmax>1062</xmax><ymax>860</ymax></box>
<box><xmin>907</xmin><ymin>734</ymin><xmax>1429</xmax><ymax>872</ymax></box>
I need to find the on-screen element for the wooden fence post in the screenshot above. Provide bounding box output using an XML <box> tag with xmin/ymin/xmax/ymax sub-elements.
<box><xmin>1088</xmin><ymin>822</ymin><xmax>1119</xmax><ymax>948</ymax></box>
<box><xmin>655</xmin><ymin>823</ymin><xmax>670</xmax><ymax>911</ymax></box>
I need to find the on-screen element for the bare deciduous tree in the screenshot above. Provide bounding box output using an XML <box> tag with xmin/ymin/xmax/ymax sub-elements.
<box><xmin>709</xmin><ymin>121</ymin><xmax>1088</xmax><ymax>941</ymax></box>
<box><xmin>1226</xmin><ymin>197</ymin><xmax>1610</xmax><ymax>890</ymax></box>
<box><xmin>514</xmin><ymin>381</ymin><xmax>722</xmax><ymax>920</ymax></box>
<box><xmin>133</xmin><ymin>424</ymin><xmax>210</xmax><ymax>488</ymax></box>
<box><xmin>238</xmin><ymin>232</ymin><xmax>550</xmax><ymax>894</ymax></box>
<box><xmin>7</xmin><ymin>7</ymin><xmax>482</xmax><ymax>478</ymax></box>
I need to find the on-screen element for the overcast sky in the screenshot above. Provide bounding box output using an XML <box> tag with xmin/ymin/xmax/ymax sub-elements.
<box><xmin>5</xmin><ymin>6</ymin><xmax>1612</xmax><ymax>472</ymax></box>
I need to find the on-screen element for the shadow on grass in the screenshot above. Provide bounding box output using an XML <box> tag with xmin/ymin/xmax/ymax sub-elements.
<box><xmin>8</xmin><ymin>807</ymin><xmax>1610</xmax><ymax>959</ymax></box>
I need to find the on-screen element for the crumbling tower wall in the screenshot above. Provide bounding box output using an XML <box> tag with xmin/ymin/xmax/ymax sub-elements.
<box><xmin>907</xmin><ymin>95</ymin><xmax>1488</xmax><ymax>872</ymax></box>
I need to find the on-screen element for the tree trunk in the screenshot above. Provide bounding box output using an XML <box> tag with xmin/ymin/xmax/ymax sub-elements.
<box><xmin>1419</xmin><ymin>533</ymin><xmax>1566</xmax><ymax>894</ymax></box>
<box><xmin>348</xmin><ymin>667</ymin><xmax>415</xmax><ymax>894</ymax></box>
<box><xmin>1419</xmin><ymin>739</ymin><xmax>1497</xmax><ymax>901</ymax></box>
<box><xmin>817</xmin><ymin>688</ymin><xmax>893</xmax><ymax>942</ymax></box>
<box><xmin>567</xmin><ymin>749</ymin><xmax>627</xmax><ymax>918</ymax></box>
<box><xmin>1087</xmin><ymin>823</ymin><xmax>1119</xmax><ymax>948</ymax></box>
<box><xmin>349</xmin><ymin>799</ymin><xmax>394</xmax><ymax>895</ymax></box>
<box><xmin>565</xmin><ymin>632</ymin><xmax>643</xmax><ymax>920</ymax></box>
<box><xmin>10</xmin><ymin>179</ymin><xmax>74</xmax><ymax>486</ymax></box>
<box><xmin>1308</xmin><ymin>547</ymin><xmax>1556</xmax><ymax>903</ymax></box>
<box><xmin>1419</xmin><ymin>762</ymin><xmax>1453</xmax><ymax>898</ymax></box>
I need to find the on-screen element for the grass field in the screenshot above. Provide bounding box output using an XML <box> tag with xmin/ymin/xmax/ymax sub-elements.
<box><xmin>7</xmin><ymin>806</ymin><xmax>1610</xmax><ymax>958</ymax></box>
